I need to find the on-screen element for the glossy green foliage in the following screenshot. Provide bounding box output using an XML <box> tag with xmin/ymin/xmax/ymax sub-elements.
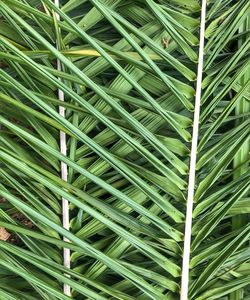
<box><xmin>0</xmin><ymin>0</ymin><xmax>249</xmax><ymax>299</ymax></box>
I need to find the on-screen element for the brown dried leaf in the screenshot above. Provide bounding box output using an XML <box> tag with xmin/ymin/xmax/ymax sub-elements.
<box><xmin>0</xmin><ymin>227</ymin><xmax>10</xmax><ymax>241</ymax></box>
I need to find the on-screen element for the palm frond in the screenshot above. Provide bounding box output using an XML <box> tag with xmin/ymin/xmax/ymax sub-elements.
<box><xmin>0</xmin><ymin>1</ymin><xmax>249</xmax><ymax>299</ymax></box>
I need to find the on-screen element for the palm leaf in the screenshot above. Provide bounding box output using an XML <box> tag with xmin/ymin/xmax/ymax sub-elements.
<box><xmin>0</xmin><ymin>1</ymin><xmax>249</xmax><ymax>299</ymax></box>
